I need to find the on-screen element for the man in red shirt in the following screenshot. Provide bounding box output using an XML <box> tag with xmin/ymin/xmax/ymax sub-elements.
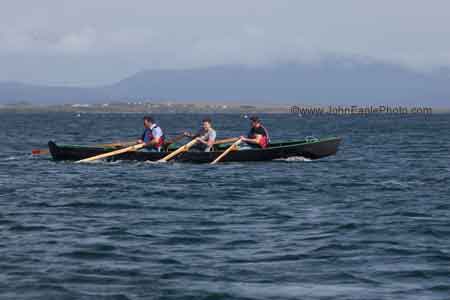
<box><xmin>240</xmin><ymin>116</ymin><xmax>269</xmax><ymax>148</ymax></box>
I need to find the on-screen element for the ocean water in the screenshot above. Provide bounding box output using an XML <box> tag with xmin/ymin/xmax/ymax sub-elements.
<box><xmin>0</xmin><ymin>112</ymin><xmax>449</xmax><ymax>300</ymax></box>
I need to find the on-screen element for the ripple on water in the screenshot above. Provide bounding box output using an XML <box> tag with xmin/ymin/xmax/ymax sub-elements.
<box><xmin>0</xmin><ymin>113</ymin><xmax>449</xmax><ymax>299</ymax></box>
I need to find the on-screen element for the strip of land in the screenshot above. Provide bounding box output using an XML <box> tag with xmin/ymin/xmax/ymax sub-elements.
<box><xmin>1</xmin><ymin>102</ymin><xmax>448</xmax><ymax>113</ymax></box>
<box><xmin>0</xmin><ymin>102</ymin><xmax>289</xmax><ymax>113</ymax></box>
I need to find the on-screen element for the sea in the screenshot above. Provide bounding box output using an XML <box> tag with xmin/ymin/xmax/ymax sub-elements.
<box><xmin>0</xmin><ymin>112</ymin><xmax>449</xmax><ymax>300</ymax></box>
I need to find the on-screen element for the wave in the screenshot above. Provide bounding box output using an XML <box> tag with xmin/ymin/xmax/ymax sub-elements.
<box><xmin>274</xmin><ymin>156</ymin><xmax>312</xmax><ymax>162</ymax></box>
<box><xmin>0</xmin><ymin>154</ymin><xmax>34</xmax><ymax>161</ymax></box>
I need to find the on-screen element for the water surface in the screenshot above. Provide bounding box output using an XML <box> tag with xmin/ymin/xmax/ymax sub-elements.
<box><xmin>1</xmin><ymin>113</ymin><xmax>449</xmax><ymax>299</ymax></box>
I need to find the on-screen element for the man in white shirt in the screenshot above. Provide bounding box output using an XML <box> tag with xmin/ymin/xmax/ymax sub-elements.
<box><xmin>184</xmin><ymin>118</ymin><xmax>216</xmax><ymax>152</ymax></box>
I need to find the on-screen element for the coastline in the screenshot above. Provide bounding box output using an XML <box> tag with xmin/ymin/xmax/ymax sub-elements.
<box><xmin>0</xmin><ymin>102</ymin><xmax>290</xmax><ymax>114</ymax></box>
<box><xmin>1</xmin><ymin>102</ymin><xmax>449</xmax><ymax>114</ymax></box>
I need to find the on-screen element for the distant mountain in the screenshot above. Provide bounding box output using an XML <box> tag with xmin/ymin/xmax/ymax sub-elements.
<box><xmin>1</xmin><ymin>61</ymin><xmax>449</xmax><ymax>107</ymax></box>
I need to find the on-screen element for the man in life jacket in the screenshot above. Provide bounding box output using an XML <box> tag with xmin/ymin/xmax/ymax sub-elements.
<box><xmin>137</xmin><ymin>116</ymin><xmax>165</xmax><ymax>151</ymax></box>
<box><xmin>184</xmin><ymin>118</ymin><xmax>217</xmax><ymax>152</ymax></box>
<box><xmin>240</xmin><ymin>116</ymin><xmax>269</xmax><ymax>148</ymax></box>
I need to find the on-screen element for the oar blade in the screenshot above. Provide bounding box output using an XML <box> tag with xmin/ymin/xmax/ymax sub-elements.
<box><xmin>31</xmin><ymin>149</ymin><xmax>49</xmax><ymax>155</ymax></box>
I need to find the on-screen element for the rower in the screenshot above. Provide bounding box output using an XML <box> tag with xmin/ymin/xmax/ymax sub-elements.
<box><xmin>240</xmin><ymin>116</ymin><xmax>269</xmax><ymax>148</ymax></box>
<box><xmin>137</xmin><ymin>116</ymin><xmax>165</xmax><ymax>152</ymax></box>
<box><xmin>184</xmin><ymin>118</ymin><xmax>216</xmax><ymax>152</ymax></box>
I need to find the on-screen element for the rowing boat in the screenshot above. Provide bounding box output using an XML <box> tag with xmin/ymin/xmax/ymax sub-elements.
<box><xmin>48</xmin><ymin>137</ymin><xmax>341</xmax><ymax>163</ymax></box>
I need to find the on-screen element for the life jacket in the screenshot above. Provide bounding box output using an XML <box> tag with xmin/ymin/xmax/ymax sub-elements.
<box><xmin>258</xmin><ymin>135</ymin><xmax>268</xmax><ymax>148</ymax></box>
<box><xmin>142</xmin><ymin>125</ymin><xmax>165</xmax><ymax>150</ymax></box>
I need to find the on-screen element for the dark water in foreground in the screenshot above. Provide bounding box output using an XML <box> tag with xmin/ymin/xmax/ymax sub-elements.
<box><xmin>0</xmin><ymin>112</ymin><xmax>449</xmax><ymax>300</ymax></box>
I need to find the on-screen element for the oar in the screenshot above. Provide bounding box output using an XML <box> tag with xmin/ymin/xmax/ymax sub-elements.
<box><xmin>210</xmin><ymin>138</ymin><xmax>242</xmax><ymax>165</ymax></box>
<box><xmin>213</xmin><ymin>137</ymin><xmax>239</xmax><ymax>145</ymax></box>
<box><xmin>76</xmin><ymin>143</ymin><xmax>146</xmax><ymax>163</ymax></box>
<box><xmin>105</xmin><ymin>141</ymin><xmax>136</xmax><ymax>147</ymax></box>
<box><xmin>31</xmin><ymin>141</ymin><xmax>135</xmax><ymax>155</ymax></box>
<box><xmin>165</xmin><ymin>135</ymin><xmax>237</xmax><ymax>147</ymax></box>
<box><xmin>158</xmin><ymin>138</ymin><xmax>199</xmax><ymax>162</ymax></box>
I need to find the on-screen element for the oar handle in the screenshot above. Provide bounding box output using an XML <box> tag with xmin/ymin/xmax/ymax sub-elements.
<box><xmin>210</xmin><ymin>138</ymin><xmax>242</xmax><ymax>165</ymax></box>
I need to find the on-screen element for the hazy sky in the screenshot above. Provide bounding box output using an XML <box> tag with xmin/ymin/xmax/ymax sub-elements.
<box><xmin>1</xmin><ymin>0</ymin><xmax>449</xmax><ymax>85</ymax></box>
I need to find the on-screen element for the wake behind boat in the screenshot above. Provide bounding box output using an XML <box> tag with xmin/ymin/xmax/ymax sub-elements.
<box><xmin>48</xmin><ymin>137</ymin><xmax>342</xmax><ymax>163</ymax></box>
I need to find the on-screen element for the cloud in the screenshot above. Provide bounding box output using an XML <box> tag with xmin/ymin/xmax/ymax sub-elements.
<box><xmin>0</xmin><ymin>28</ymin><xmax>95</xmax><ymax>54</ymax></box>
<box><xmin>55</xmin><ymin>28</ymin><xmax>96</xmax><ymax>53</ymax></box>
<box><xmin>1</xmin><ymin>0</ymin><xmax>450</xmax><ymax>84</ymax></box>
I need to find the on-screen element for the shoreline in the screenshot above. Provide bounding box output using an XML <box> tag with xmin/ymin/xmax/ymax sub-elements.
<box><xmin>1</xmin><ymin>103</ymin><xmax>449</xmax><ymax>114</ymax></box>
<box><xmin>0</xmin><ymin>103</ymin><xmax>290</xmax><ymax>114</ymax></box>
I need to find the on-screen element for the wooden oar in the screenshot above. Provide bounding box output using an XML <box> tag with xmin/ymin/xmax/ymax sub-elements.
<box><xmin>31</xmin><ymin>141</ymin><xmax>135</xmax><ymax>155</ymax></box>
<box><xmin>158</xmin><ymin>138</ymin><xmax>199</xmax><ymax>162</ymax></box>
<box><xmin>33</xmin><ymin>134</ymin><xmax>188</xmax><ymax>156</ymax></box>
<box><xmin>210</xmin><ymin>138</ymin><xmax>242</xmax><ymax>165</ymax></box>
<box><xmin>76</xmin><ymin>143</ymin><xmax>146</xmax><ymax>163</ymax></box>
<box><xmin>213</xmin><ymin>137</ymin><xmax>239</xmax><ymax>145</ymax></box>
<box><xmin>105</xmin><ymin>141</ymin><xmax>136</xmax><ymax>147</ymax></box>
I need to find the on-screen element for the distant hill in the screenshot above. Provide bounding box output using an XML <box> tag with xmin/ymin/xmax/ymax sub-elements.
<box><xmin>1</xmin><ymin>61</ymin><xmax>449</xmax><ymax>107</ymax></box>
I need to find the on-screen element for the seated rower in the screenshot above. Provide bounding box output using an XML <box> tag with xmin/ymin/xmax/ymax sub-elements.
<box><xmin>240</xmin><ymin>116</ymin><xmax>269</xmax><ymax>148</ymax></box>
<box><xmin>137</xmin><ymin>116</ymin><xmax>165</xmax><ymax>152</ymax></box>
<box><xmin>184</xmin><ymin>118</ymin><xmax>216</xmax><ymax>152</ymax></box>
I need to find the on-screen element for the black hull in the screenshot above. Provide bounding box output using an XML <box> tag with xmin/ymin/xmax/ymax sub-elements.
<box><xmin>48</xmin><ymin>137</ymin><xmax>341</xmax><ymax>163</ymax></box>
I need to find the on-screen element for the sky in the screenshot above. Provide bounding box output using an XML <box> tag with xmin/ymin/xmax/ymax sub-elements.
<box><xmin>1</xmin><ymin>0</ymin><xmax>450</xmax><ymax>86</ymax></box>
